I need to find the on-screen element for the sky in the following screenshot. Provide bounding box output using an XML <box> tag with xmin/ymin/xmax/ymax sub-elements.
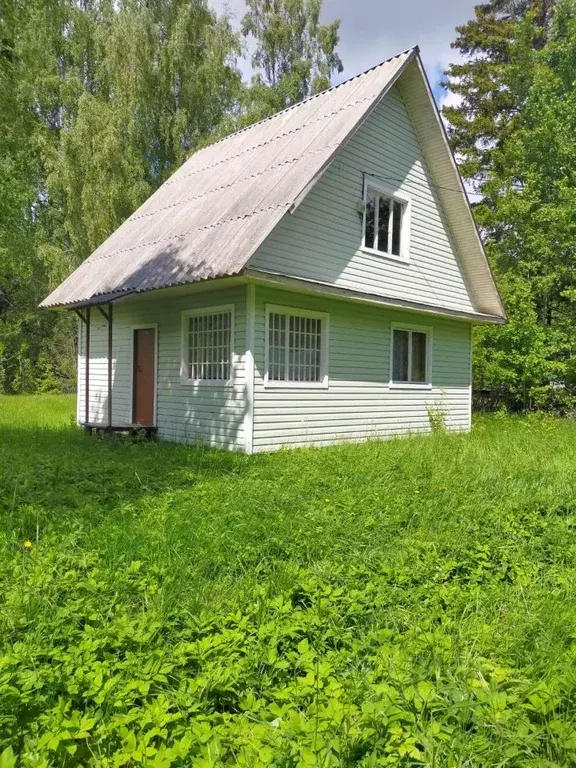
<box><xmin>209</xmin><ymin>0</ymin><xmax>478</xmax><ymax>109</ymax></box>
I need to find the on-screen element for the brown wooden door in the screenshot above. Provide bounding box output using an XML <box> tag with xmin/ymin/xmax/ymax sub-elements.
<box><xmin>132</xmin><ymin>328</ymin><xmax>156</xmax><ymax>426</ymax></box>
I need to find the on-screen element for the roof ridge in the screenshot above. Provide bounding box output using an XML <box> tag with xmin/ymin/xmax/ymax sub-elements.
<box><xmin>195</xmin><ymin>47</ymin><xmax>419</xmax><ymax>156</ymax></box>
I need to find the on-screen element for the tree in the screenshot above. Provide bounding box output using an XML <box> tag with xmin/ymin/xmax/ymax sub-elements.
<box><xmin>50</xmin><ymin>0</ymin><xmax>243</xmax><ymax>267</ymax></box>
<box><xmin>0</xmin><ymin>0</ymin><xmax>74</xmax><ymax>392</ymax></box>
<box><xmin>443</xmin><ymin>0</ymin><xmax>557</xmax><ymax>188</ymax></box>
<box><xmin>0</xmin><ymin>0</ymin><xmax>243</xmax><ymax>392</ymax></box>
<box><xmin>460</xmin><ymin>0</ymin><xmax>576</xmax><ymax>410</ymax></box>
<box><xmin>0</xmin><ymin>0</ymin><xmax>343</xmax><ymax>393</ymax></box>
<box><xmin>241</xmin><ymin>0</ymin><xmax>343</xmax><ymax>118</ymax></box>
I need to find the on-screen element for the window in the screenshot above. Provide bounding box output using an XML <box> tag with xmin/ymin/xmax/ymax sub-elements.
<box><xmin>182</xmin><ymin>307</ymin><xmax>233</xmax><ymax>382</ymax></box>
<box><xmin>391</xmin><ymin>326</ymin><xmax>430</xmax><ymax>385</ymax></box>
<box><xmin>266</xmin><ymin>306</ymin><xmax>328</xmax><ymax>386</ymax></box>
<box><xmin>362</xmin><ymin>183</ymin><xmax>409</xmax><ymax>260</ymax></box>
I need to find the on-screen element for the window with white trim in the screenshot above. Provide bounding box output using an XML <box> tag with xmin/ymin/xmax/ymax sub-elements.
<box><xmin>184</xmin><ymin>308</ymin><xmax>232</xmax><ymax>381</ymax></box>
<box><xmin>266</xmin><ymin>307</ymin><xmax>327</xmax><ymax>385</ymax></box>
<box><xmin>392</xmin><ymin>327</ymin><xmax>429</xmax><ymax>384</ymax></box>
<box><xmin>363</xmin><ymin>188</ymin><xmax>406</xmax><ymax>258</ymax></box>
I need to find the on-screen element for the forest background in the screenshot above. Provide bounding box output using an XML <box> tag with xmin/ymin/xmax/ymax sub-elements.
<box><xmin>1</xmin><ymin>0</ymin><xmax>574</xmax><ymax>412</ymax></box>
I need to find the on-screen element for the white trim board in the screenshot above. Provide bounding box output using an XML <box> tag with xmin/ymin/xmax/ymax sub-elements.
<box><xmin>244</xmin><ymin>284</ymin><xmax>256</xmax><ymax>454</ymax></box>
<box><xmin>245</xmin><ymin>270</ymin><xmax>505</xmax><ymax>325</ymax></box>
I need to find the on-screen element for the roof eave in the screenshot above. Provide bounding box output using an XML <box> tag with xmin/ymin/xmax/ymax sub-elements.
<box><xmin>245</xmin><ymin>268</ymin><xmax>506</xmax><ymax>324</ymax></box>
<box><xmin>397</xmin><ymin>55</ymin><xmax>506</xmax><ymax>320</ymax></box>
<box><xmin>40</xmin><ymin>274</ymin><xmax>249</xmax><ymax>310</ymax></box>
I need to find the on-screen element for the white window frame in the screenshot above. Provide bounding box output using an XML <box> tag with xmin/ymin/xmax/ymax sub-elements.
<box><xmin>264</xmin><ymin>304</ymin><xmax>329</xmax><ymax>389</ymax></box>
<box><xmin>361</xmin><ymin>178</ymin><xmax>411</xmax><ymax>263</ymax></box>
<box><xmin>389</xmin><ymin>322</ymin><xmax>432</xmax><ymax>389</ymax></box>
<box><xmin>180</xmin><ymin>304</ymin><xmax>235</xmax><ymax>386</ymax></box>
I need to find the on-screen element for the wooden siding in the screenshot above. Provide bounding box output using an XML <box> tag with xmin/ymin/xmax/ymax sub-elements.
<box><xmin>252</xmin><ymin>286</ymin><xmax>472</xmax><ymax>452</ymax></box>
<box><xmin>77</xmin><ymin>287</ymin><xmax>247</xmax><ymax>449</ymax></box>
<box><xmin>249</xmin><ymin>86</ymin><xmax>476</xmax><ymax>314</ymax></box>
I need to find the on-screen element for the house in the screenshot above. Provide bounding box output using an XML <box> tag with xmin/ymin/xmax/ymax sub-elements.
<box><xmin>41</xmin><ymin>47</ymin><xmax>506</xmax><ymax>453</ymax></box>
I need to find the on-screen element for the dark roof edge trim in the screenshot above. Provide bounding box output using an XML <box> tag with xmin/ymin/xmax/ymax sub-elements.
<box><xmin>42</xmin><ymin>274</ymin><xmax>248</xmax><ymax>311</ymax></box>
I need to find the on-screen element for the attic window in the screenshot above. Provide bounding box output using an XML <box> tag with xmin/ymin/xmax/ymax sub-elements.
<box><xmin>362</xmin><ymin>182</ymin><xmax>410</xmax><ymax>261</ymax></box>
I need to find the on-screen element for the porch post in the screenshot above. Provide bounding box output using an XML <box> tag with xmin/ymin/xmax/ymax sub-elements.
<box><xmin>107</xmin><ymin>302</ymin><xmax>113</xmax><ymax>429</ymax></box>
<box><xmin>85</xmin><ymin>306</ymin><xmax>91</xmax><ymax>425</ymax></box>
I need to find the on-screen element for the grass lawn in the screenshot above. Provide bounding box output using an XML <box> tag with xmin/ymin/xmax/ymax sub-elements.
<box><xmin>2</xmin><ymin>395</ymin><xmax>576</xmax><ymax>766</ymax></box>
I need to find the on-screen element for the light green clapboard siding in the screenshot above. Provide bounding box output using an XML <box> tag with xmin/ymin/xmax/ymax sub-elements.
<box><xmin>77</xmin><ymin>286</ymin><xmax>247</xmax><ymax>449</ymax></box>
<box><xmin>249</xmin><ymin>86</ymin><xmax>476</xmax><ymax>314</ymax></box>
<box><xmin>252</xmin><ymin>286</ymin><xmax>472</xmax><ymax>452</ymax></box>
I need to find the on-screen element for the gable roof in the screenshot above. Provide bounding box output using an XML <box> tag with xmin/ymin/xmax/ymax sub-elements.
<box><xmin>41</xmin><ymin>48</ymin><xmax>504</xmax><ymax>319</ymax></box>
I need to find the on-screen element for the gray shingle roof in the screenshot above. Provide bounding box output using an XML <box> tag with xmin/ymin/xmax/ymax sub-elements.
<box><xmin>41</xmin><ymin>49</ymin><xmax>415</xmax><ymax>308</ymax></box>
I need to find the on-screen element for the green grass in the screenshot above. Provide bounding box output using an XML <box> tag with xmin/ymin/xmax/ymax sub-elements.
<box><xmin>2</xmin><ymin>395</ymin><xmax>576</xmax><ymax>766</ymax></box>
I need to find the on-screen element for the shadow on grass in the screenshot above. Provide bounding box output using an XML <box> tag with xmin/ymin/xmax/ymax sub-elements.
<box><xmin>0</xmin><ymin>422</ymin><xmax>261</xmax><ymax>539</ymax></box>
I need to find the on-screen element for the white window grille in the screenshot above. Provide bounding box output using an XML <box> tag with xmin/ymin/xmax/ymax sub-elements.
<box><xmin>184</xmin><ymin>308</ymin><xmax>232</xmax><ymax>382</ymax></box>
<box><xmin>266</xmin><ymin>307</ymin><xmax>328</xmax><ymax>385</ymax></box>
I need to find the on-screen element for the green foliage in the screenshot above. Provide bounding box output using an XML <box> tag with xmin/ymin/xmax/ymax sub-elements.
<box><xmin>473</xmin><ymin>277</ymin><xmax>566</xmax><ymax>410</ymax></box>
<box><xmin>443</xmin><ymin>0</ymin><xmax>558</xmax><ymax>186</ymax></box>
<box><xmin>425</xmin><ymin>399</ymin><xmax>448</xmax><ymax>432</ymax></box>
<box><xmin>51</xmin><ymin>1</ymin><xmax>244</xmax><ymax>263</ymax></box>
<box><xmin>3</xmin><ymin>396</ymin><xmax>576</xmax><ymax>764</ymax></box>
<box><xmin>446</xmin><ymin>0</ymin><xmax>576</xmax><ymax>410</ymax></box>
<box><xmin>0</xmin><ymin>0</ymin><xmax>243</xmax><ymax>393</ymax></box>
<box><xmin>241</xmin><ymin>0</ymin><xmax>343</xmax><ymax>118</ymax></box>
<box><xmin>0</xmin><ymin>0</ymin><xmax>342</xmax><ymax>394</ymax></box>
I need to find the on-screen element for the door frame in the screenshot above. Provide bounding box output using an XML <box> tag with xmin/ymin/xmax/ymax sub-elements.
<box><xmin>130</xmin><ymin>324</ymin><xmax>158</xmax><ymax>426</ymax></box>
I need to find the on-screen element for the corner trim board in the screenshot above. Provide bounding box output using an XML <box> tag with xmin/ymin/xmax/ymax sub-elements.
<box><xmin>85</xmin><ymin>306</ymin><xmax>91</xmax><ymax>425</ymax></box>
<box><xmin>244</xmin><ymin>283</ymin><xmax>256</xmax><ymax>454</ymax></box>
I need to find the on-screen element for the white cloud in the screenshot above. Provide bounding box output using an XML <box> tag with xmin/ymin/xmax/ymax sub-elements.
<box><xmin>439</xmin><ymin>87</ymin><xmax>463</xmax><ymax>111</ymax></box>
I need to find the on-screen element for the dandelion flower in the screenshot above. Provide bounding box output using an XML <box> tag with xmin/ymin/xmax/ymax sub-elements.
<box><xmin>23</xmin><ymin>540</ymin><xmax>33</xmax><ymax>549</ymax></box>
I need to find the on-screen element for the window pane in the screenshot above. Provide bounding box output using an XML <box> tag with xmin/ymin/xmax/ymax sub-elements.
<box><xmin>392</xmin><ymin>330</ymin><xmax>409</xmax><ymax>382</ymax></box>
<box><xmin>288</xmin><ymin>315</ymin><xmax>321</xmax><ymax>382</ymax></box>
<box><xmin>392</xmin><ymin>201</ymin><xmax>403</xmax><ymax>256</ymax></box>
<box><xmin>411</xmin><ymin>332</ymin><xmax>427</xmax><ymax>383</ymax></box>
<box><xmin>378</xmin><ymin>196</ymin><xmax>390</xmax><ymax>253</ymax></box>
<box><xmin>365</xmin><ymin>191</ymin><xmax>376</xmax><ymax>249</ymax></box>
<box><xmin>188</xmin><ymin>311</ymin><xmax>231</xmax><ymax>380</ymax></box>
<box><xmin>268</xmin><ymin>313</ymin><xmax>286</xmax><ymax>381</ymax></box>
